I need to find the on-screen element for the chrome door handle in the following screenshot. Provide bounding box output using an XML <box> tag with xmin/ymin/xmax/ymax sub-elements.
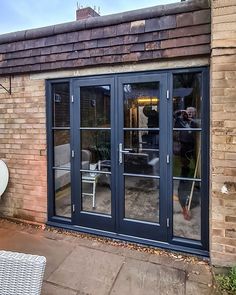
<box><xmin>119</xmin><ymin>143</ymin><xmax>129</xmax><ymax>164</ymax></box>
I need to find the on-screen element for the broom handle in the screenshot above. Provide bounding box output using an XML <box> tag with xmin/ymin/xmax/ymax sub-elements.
<box><xmin>187</xmin><ymin>149</ymin><xmax>200</xmax><ymax>211</ymax></box>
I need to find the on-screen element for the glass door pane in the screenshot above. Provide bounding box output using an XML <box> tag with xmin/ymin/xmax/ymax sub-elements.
<box><xmin>172</xmin><ymin>72</ymin><xmax>202</xmax><ymax>240</ymax></box>
<box><xmin>118</xmin><ymin>74</ymin><xmax>168</xmax><ymax>241</ymax></box>
<box><xmin>51</xmin><ymin>82</ymin><xmax>72</xmax><ymax>218</ymax></box>
<box><xmin>73</xmin><ymin>78</ymin><xmax>115</xmax><ymax>232</ymax></box>
<box><xmin>123</xmin><ymin>82</ymin><xmax>160</xmax><ymax>223</ymax></box>
<box><xmin>80</xmin><ymin>86</ymin><xmax>111</xmax><ymax>215</ymax></box>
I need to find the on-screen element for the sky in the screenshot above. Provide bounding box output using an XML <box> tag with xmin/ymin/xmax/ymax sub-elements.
<box><xmin>0</xmin><ymin>0</ymin><xmax>178</xmax><ymax>34</ymax></box>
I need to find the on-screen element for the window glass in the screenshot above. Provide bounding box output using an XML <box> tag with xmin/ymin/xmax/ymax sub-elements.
<box><xmin>80</xmin><ymin>86</ymin><xmax>110</xmax><ymax>128</ymax></box>
<box><xmin>172</xmin><ymin>72</ymin><xmax>202</xmax><ymax>241</ymax></box>
<box><xmin>52</xmin><ymin>83</ymin><xmax>70</xmax><ymax>127</ymax></box>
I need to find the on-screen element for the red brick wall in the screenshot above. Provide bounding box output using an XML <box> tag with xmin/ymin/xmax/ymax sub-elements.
<box><xmin>0</xmin><ymin>75</ymin><xmax>47</xmax><ymax>223</ymax></box>
<box><xmin>211</xmin><ymin>0</ymin><xmax>236</xmax><ymax>266</ymax></box>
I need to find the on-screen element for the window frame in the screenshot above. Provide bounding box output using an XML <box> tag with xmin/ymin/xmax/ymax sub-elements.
<box><xmin>46</xmin><ymin>66</ymin><xmax>209</xmax><ymax>254</ymax></box>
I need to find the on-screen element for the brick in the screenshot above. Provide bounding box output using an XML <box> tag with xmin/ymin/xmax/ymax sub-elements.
<box><xmin>212</xmin><ymin>229</ymin><xmax>225</xmax><ymax>237</ymax></box>
<box><xmin>91</xmin><ymin>27</ymin><xmax>104</xmax><ymax>39</ymax></box>
<box><xmin>162</xmin><ymin>44</ymin><xmax>210</xmax><ymax>58</ymax></box>
<box><xmin>137</xmin><ymin>33</ymin><xmax>152</xmax><ymax>43</ymax></box>
<box><xmin>0</xmin><ymin>74</ymin><xmax>46</xmax><ymax>223</ymax></box>
<box><xmin>130</xmin><ymin>43</ymin><xmax>145</xmax><ymax>52</ymax></box>
<box><xmin>130</xmin><ymin>20</ymin><xmax>145</xmax><ymax>34</ymax></box>
<box><xmin>193</xmin><ymin>10</ymin><xmax>211</xmax><ymax>25</ymax></box>
<box><xmin>225</xmin><ymin>216</ymin><xmax>236</xmax><ymax>223</ymax></box>
<box><xmin>225</xmin><ymin>246</ymin><xmax>236</xmax><ymax>254</ymax></box>
<box><xmin>225</xmin><ymin>229</ymin><xmax>236</xmax><ymax>239</ymax></box>
<box><xmin>168</xmin><ymin>24</ymin><xmax>211</xmax><ymax>39</ymax></box>
<box><xmin>110</xmin><ymin>36</ymin><xmax>124</xmax><ymax>46</ymax></box>
<box><xmin>103</xmin><ymin>26</ymin><xmax>117</xmax><ymax>38</ymax></box>
<box><xmin>225</xmin><ymin>153</ymin><xmax>236</xmax><ymax>160</ymax></box>
<box><xmin>213</xmin><ymin>6</ymin><xmax>236</xmax><ymax>16</ymax></box>
<box><xmin>89</xmin><ymin>48</ymin><xmax>104</xmax><ymax>57</ymax></box>
<box><xmin>176</xmin><ymin>12</ymin><xmax>193</xmax><ymax>27</ymax></box>
<box><xmin>161</xmin><ymin>35</ymin><xmax>210</xmax><ymax>49</ymax></box>
<box><xmin>212</xmin><ymin>39</ymin><xmax>236</xmax><ymax>48</ymax></box>
<box><xmin>213</xmin><ymin>0</ymin><xmax>236</xmax><ymax>8</ymax></box>
<box><xmin>212</xmin><ymin>243</ymin><xmax>225</xmax><ymax>252</ymax></box>
<box><xmin>78</xmin><ymin>30</ymin><xmax>91</xmax><ymax>41</ymax></box>
<box><xmin>145</xmin><ymin>15</ymin><xmax>176</xmax><ymax>32</ymax></box>
<box><xmin>121</xmin><ymin>52</ymin><xmax>141</xmax><ymax>62</ymax></box>
<box><xmin>116</xmin><ymin>23</ymin><xmax>130</xmax><ymax>35</ymax></box>
<box><xmin>145</xmin><ymin>41</ymin><xmax>160</xmax><ymax>51</ymax></box>
<box><xmin>140</xmin><ymin>51</ymin><xmax>154</xmax><ymax>60</ymax></box>
<box><xmin>211</xmin><ymin>252</ymin><xmax>236</xmax><ymax>267</ymax></box>
<box><xmin>123</xmin><ymin>35</ymin><xmax>138</xmax><ymax>44</ymax></box>
<box><xmin>225</xmin><ymin>169</ymin><xmax>236</xmax><ymax>176</ymax></box>
<box><xmin>213</xmin><ymin>22</ymin><xmax>236</xmax><ymax>32</ymax></box>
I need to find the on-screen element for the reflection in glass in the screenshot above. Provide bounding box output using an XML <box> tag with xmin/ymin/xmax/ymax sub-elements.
<box><xmin>54</xmin><ymin>130</ymin><xmax>70</xmax><ymax>169</ymax></box>
<box><xmin>124</xmin><ymin>130</ymin><xmax>159</xmax><ymax>151</ymax></box>
<box><xmin>54</xmin><ymin>170</ymin><xmax>71</xmax><ymax>218</ymax></box>
<box><xmin>173</xmin><ymin>131</ymin><xmax>201</xmax><ymax>178</ymax></box>
<box><xmin>125</xmin><ymin>176</ymin><xmax>159</xmax><ymax>223</ymax></box>
<box><xmin>81</xmin><ymin>172</ymin><xmax>111</xmax><ymax>215</ymax></box>
<box><xmin>124</xmin><ymin>130</ymin><xmax>159</xmax><ymax>176</ymax></box>
<box><xmin>173</xmin><ymin>73</ymin><xmax>201</xmax><ymax>127</ymax></box>
<box><xmin>124</xmin><ymin>82</ymin><xmax>160</xmax><ymax>129</ymax></box>
<box><xmin>173</xmin><ymin>179</ymin><xmax>201</xmax><ymax>240</ymax></box>
<box><xmin>80</xmin><ymin>130</ymin><xmax>110</xmax><ymax>168</ymax></box>
<box><xmin>81</xmin><ymin>85</ymin><xmax>110</xmax><ymax>128</ymax></box>
<box><xmin>52</xmin><ymin>83</ymin><xmax>70</xmax><ymax>127</ymax></box>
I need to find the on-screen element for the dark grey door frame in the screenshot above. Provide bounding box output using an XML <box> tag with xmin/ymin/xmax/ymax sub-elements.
<box><xmin>72</xmin><ymin>77</ymin><xmax>116</xmax><ymax>231</ymax></box>
<box><xmin>71</xmin><ymin>73</ymin><xmax>169</xmax><ymax>240</ymax></box>
<box><xmin>117</xmin><ymin>73</ymin><xmax>169</xmax><ymax>241</ymax></box>
<box><xmin>46</xmin><ymin>67</ymin><xmax>209</xmax><ymax>254</ymax></box>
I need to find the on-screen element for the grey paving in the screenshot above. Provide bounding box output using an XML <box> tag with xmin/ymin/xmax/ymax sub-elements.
<box><xmin>0</xmin><ymin>219</ymin><xmax>216</xmax><ymax>295</ymax></box>
<box><xmin>42</xmin><ymin>282</ymin><xmax>77</xmax><ymax>295</ymax></box>
<box><xmin>0</xmin><ymin>229</ymin><xmax>75</xmax><ymax>279</ymax></box>
<box><xmin>110</xmin><ymin>258</ymin><xmax>185</xmax><ymax>295</ymax></box>
<box><xmin>48</xmin><ymin>246</ymin><xmax>125</xmax><ymax>295</ymax></box>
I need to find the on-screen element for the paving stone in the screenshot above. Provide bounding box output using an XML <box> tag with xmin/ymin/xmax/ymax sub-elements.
<box><xmin>0</xmin><ymin>230</ymin><xmax>74</xmax><ymax>279</ymax></box>
<box><xmin>186</xmin><ymin>263</ymin><xmax>212</xmax><ymax>285</ymax></box>
<box><xmin>186</xmin><ymin>280</ymin><xmax>214</xmax><ymax>295</ymax></box>
<box><xmin>86</xmin><ymin>240</ymin><xmax>122</xmax><ymax>255</ymax></box>
<box><xmin>0</xmin><ymin>220</ymin><xmax>215</xmax><ymax>295</ymax></box>
<box><xmin>42</xmin><ymin>282</ymin><xmax>77</xmax><ymax>295</ymax></box>
<box><xmin>47</xmin><ymin>245</ymin><xmax>125</xmax><ymax>295</ymax></box>
<box><xmin>148</xmin><ymin>252</ymin><xmax>188</xmax><ymax>270</ymax></box>
<box><xmin>187</xmin><ymin>271</ymin><xmax>213</xmax><ymax>285</ymax></box>
<box><xmin>117</xmin><ymin>247</ymin><xmax>150</xmax><ymax>261</ymax></box>
<box><xmin>0</xmin><ymin>227</ymin><xmax>16</xmax><ymax>238</ymax></box>
<box><xmin>110</xmin><ymin>258</ymin><xmax>185</xmax><ymax>295</ymax></box>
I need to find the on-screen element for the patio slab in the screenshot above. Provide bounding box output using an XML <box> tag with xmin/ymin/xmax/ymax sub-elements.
<box><xmin>0</xmin><ymin>228</ymin><xmax>75</xmax><ymax>279</ymax></box>
<box><xmin>110</xmin><ymin>258</ymin><xmax>185</xmax><ymax>295</ymax></box>
<box><xmin>42</xmin><ymin>282</ymin><xmax>77</xmax><ymax>295</ymax></box>
<box><xmin>47</xmin><ymin>245</ymin><xmax>125</xmax><ymax>295</ymax></box>
<box><xmin>0</xmin><ymin>219</ymin><xmax>216</xmax><ymax>295</ymax></box>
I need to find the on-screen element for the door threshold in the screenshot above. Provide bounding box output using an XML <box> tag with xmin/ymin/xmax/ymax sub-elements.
<box><xmin>47</xmin><ymin>220</ymin><xmax>209</xmax><ymax>258</ymax></box>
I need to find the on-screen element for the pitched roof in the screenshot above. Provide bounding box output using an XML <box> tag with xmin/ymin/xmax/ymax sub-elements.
<box><xmin>0</xmin><ymin>0</ymin><xmax>211</xmax><ymax>75</ymax></box>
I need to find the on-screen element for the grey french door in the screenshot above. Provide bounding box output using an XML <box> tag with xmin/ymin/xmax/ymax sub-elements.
<box><xmin>72</xmin><ymin>73</ymin><xmax>168</xmax><ymax>241</ymax></box>
<box><xmin>72</xmin><ymin>77</ymin><xmax>116</xmax><ymax>231</ymax></box>
<box><xmin>117</xmin><ymin>74</ymin><xmax>168</xmax><ymax>241</ymax></box>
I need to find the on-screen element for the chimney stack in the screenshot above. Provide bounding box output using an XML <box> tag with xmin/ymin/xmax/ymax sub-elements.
<box><xmin>76</xmin><ymin>7</ymin><xmax>100</xmax><ymax>21</ymax></box>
